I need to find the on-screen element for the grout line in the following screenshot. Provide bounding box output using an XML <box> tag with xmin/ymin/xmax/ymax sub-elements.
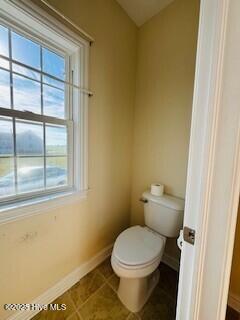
<box><xmin>76</xmin><ymin>309</ymin><xmax>84</xmax><ymax>320</ymax></box>
<box><xmin>65</xmin><ymin>290</ymin><xmax>80</xmax><ymax>319</ymax></box>
<box><xmin>67</xmin><ymin>269</ymin><xmax>107</xmax><ymax>308</ymax></box>
<box><xmin>76</xmin><ymin>282</ymin><xmax>131</xmax><ymax>320</ymax></box>
<box><xmin>77</xmin><ymin>281</ymin><xmax>107</xmax><ymax>311</ymax></box>
<box><xmin>79</xmin><ymin>280</ymin><xmax>118</xmax><ymax>312</ymax></box>
<box><xmin>64</xmin><ymin>261</ymin><xmax>142</xmax><ymax>320</ymax></box>
<box><xmin>65</xmin><ymin>271</ymin><xmax>107</xmax><ymax>319</ymax></box>
<box><xmin>126</xmin><ymin>312</ymin><xmax>141</xmax><ymax>320</ymax></box>
<box><xmin>67</xmin><ymin>311</ymin><xmax>79</xmax><ymax>320</ymax></box>
<box><xmin>95</xmin><ymin>269</ymin><xmax>107</xmax><ymax>280</ymax></box>
<box><xmin>66</xmin><ymin>259</ymin><xmax>125</xmax><ymax>319</ymax></box>
<box><xmin>56</xmin><ymin>261</ymin><xmax>110</xmax><ymax>316</ymax></box>
<box><xmin>106</xmin><ymin>274</ymin><xmax>118</xmax><ymax>293</ymax></box>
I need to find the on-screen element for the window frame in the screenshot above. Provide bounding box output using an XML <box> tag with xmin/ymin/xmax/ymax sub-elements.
<box><xmin>0</xmin><ymin>0</ymin><xmax>89</xmax><ymax>220</ymax></box>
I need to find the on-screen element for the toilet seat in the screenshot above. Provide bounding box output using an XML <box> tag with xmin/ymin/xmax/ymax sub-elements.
<box><xmin>112</xmin><ymin>226</ymin><xmax>165</xmax><ymax>268</ymax></box>
<box><xmin>112</xmin><ymin>254</ymin><xmax>161</xmax><ymax>270</ymax></box>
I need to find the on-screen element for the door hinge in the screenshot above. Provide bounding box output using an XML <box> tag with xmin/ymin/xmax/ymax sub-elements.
<box><xmin>183</xmin><ymin>226</ymin><xmax>195</xmax><ymax>245</ymax></box>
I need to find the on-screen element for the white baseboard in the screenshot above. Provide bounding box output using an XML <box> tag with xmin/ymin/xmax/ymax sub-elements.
<box><xmin>162</xmin><ymin>253</ymin><xmax>180</xmax><ymax>272</ymax></box>
<box><xmin>228</xmin><ymin>292</ymin><xmax>240</xmax><ymax>313</ymax></box>
<box><xmin>8</xmin><ymin>244</ymin><xmax>113</xmax><ymax>320</ymax></box>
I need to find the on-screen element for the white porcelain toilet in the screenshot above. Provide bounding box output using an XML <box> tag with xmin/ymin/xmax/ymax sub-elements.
<box><xmin>111</xmin><ymin>191</ymin><xmax>184</xmax><ymax>312</ymax></box>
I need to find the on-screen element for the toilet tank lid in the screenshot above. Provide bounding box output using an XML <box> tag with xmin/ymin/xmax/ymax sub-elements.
<box><xmin>142</xmin><ymin>191</ymin><xmax>185</xmax><ymax>211</ymax></box>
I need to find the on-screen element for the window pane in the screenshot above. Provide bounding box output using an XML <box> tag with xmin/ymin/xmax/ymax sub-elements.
<box><xmin>0</xmin><ymin>25</ymin><xmax>9</xmax><ymax>57</ymax></box>
<box><xmin>16</xmin><ymin>121</ymin><xmax>43</xmax><ymax>156</ymax></box>
<box><xmin>46</xmin><ymin>157</ymin><xmax>67</xmax><ymax>188</ymax></box>
<box><xmin>43</xmin><ymin>75</ymin><xmax>64</xmax><ymax>90</ymax></box>
<box><xmin>12</xmin><ymin>31</ymin><xmax>40</xmax><ymax>69</ymax></box>
<box><xmin>13</xmin><ymin>63</ymin><xmax>40</xmax><ymax>81</ymax></box>
<box><xmin>17</xmin><ymin>157</ymin><xmax>44</xmax><ymax>193</ymax></box>
<box><xmin>0</xmin><ymin>69</ymin><xmax>11</xmax><ymax>108</ymax></box>
<box><xmin>0</xmin><ymin>117</ymin><xmax>13</xmax><ymax>156</ymax></box>
<box><xmin>13</xmin><ymin>74</ymin><xmax>41</xmax><ymax>113</ymax></box>
<box><xmin>0</xmin><ymin>57</ymin><xmax>9</xmax><ymax>69</ymax></box>
<box><xmin>43</xmin><ymin>84</ymin><xmax>65</xmax><ymax>119</ymax></box>
<box><xmin>0</xmin><ymin>158</ymin><xmax>15</xmax><ymax>197</ymax></box>
<box><xmin>42</xmin><ymin>48</ymin><xmax>65</xmax><ymax>80</ymax></box>
<box><xmin>46</xmin><ymin>125</ymin><xmax>67</xmax><ymax>155</ymax></box>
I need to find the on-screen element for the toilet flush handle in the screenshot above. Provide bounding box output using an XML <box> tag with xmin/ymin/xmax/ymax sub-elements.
<box><xmin>139</xmin><ymin>197</ymin><xmax>148</xmax><ymax>203</ymax></box>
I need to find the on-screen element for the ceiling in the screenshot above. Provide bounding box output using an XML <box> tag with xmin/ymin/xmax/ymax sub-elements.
<box><xmin>116</xmin><ymin>0</ymin><xmax>175</xmax><ymax>26</ymax></box>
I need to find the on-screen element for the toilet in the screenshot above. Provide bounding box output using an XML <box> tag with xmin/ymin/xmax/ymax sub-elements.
<box><xmin>111</xmin><ymin>190</ymin><xmax>184</xmax><ymax>312</ymax></box>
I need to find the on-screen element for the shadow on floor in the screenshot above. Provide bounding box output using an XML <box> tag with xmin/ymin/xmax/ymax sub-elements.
<box><xmin>226</xmin><ymin>306</ymin><xmax>240</xmax><ymax>320</ymax></box>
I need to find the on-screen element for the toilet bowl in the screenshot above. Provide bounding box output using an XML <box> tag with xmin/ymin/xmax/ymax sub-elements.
<box><xmin>111</xmin><ymin>225</ymin><xmax>166</xmax><ymax>312</ymax></box>
<box><xmin>111</xmin><ymin>191</ymin><xmax>184</xmax><ymax>312</ymax></box>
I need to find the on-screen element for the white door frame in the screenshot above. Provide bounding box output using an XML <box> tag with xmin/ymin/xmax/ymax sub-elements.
<box><xmin>176</xmin><ymin>0</ymin><xmax>240</xmax><ymax>319</ymax></box>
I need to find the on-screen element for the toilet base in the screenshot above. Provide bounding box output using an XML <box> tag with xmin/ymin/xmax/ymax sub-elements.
<box><xmin>117</xmin><ymin>268</ymin><xmax>160</xmax><ymax>313</ymax></box>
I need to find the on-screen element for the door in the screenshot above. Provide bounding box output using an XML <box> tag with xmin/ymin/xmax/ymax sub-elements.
<box><xmin>176</xmin><ymin>0</ymin><xmax>240</xmax><ymax>319</ymax></box>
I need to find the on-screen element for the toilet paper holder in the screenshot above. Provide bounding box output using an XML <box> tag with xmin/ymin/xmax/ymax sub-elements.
<box><xmin>139</xmin><ymin>197</ymin><xmax>148</xmax><ymax>203</ymax></box>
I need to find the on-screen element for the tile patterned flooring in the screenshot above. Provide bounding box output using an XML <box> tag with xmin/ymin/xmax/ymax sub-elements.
<box><xmin>32</xmin><ymin>259</ymin><xmax>178</xmax><ymax>320</ymax></box>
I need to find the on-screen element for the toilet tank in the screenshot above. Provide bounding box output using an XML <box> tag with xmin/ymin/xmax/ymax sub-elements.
<box><xmin>142</xmin><ymin>191</ymin><xmax>184</xmax><ymax>238</ymax></box>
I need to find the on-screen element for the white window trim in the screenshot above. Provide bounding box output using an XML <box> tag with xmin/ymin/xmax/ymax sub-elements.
<box><xmin>0</xmin><ymin>0</ymin><xmax>90</xmax><ymax>224</ymax></box>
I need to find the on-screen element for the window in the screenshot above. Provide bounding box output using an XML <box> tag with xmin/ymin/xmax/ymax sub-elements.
<box><xmin>0</xmin><ymin>1</ymin><xmax>89</xmax><ymax>208</ymax></box>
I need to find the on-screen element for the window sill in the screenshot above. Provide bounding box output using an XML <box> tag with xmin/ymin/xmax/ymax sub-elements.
<box><xmin>0</xmin><ymin>189</ymin><xmax>88</xmax><ymax>225</ymax></box>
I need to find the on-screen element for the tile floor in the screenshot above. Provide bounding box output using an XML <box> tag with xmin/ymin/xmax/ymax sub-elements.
<box><xmin>32</xmin><ymin>258</ymin><xmax>178</xmax><ymax>320</ymax></box>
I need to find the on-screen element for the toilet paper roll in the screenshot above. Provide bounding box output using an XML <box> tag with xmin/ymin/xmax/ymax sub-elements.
<box><xmin>177</xmin><ymin>230</ymin><xmax>183</xmax><ymax>250</ymax></box>
<box><xmin>151</xmin><ymin>183</ymin><xmax>164</xmax><ymax>196</ymax></box>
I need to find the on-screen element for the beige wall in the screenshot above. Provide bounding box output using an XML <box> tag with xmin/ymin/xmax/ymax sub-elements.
<box><xmin>0</xmin><ymin>1</ymin><xmax>137</xmax><ymax>319</ymax></box>
<box><xmin>0</xmin><ymin>0</ymin><xmax>200</xmax><ymax>318</ymax></box>
<box><xmin>229</xmin><ymin>203</ymin><xmax>240</xmax><ymax>298</ymax></box>
<box><xmin>130</xmin><ymin>0</ymin><xmax>200</xmax><ymax>258</ymax></box>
